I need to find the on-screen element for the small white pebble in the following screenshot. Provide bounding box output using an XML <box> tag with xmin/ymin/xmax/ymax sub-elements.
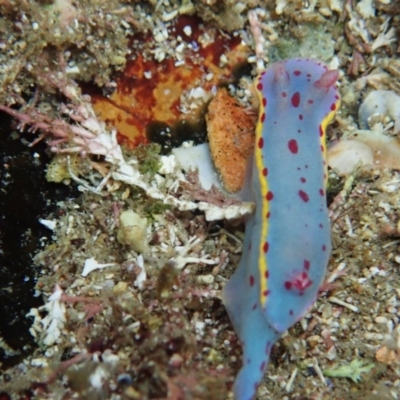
<box><xmin>162</xmin><ymin>10</ymin><xmax>178</xmax><ymax>22</ymax></box>
<box><xmin>197</xmin><ymin>274</ymin><xmax>214</xmax><ymax>284</ymax></box>
<box><xmin>169</xmin><ymin>353</ymin><xmax>183</xmax><ymax>367</ymax></box>
<box><xmin>66</xmin><ymin>65</ymin><xmax>80</xmax><ymax>74</ymax></box>
<box><xmin>375</xmin><ymin>316</ymin><xmax>388</xmax><ymax>324</ymax></box>
<box><xmin>190</xmin><ymin>87</ymin><xmax>206</xmax><ymax>99</ymax></box>
<box><xmin>89</xmin><ymin>365</ymin><xmax>109</xmax><ymax>389</ymax></box>
<box><xmin>319</xmin><ymin>7</ymin><xmax>332</xmax><ymax>16</ymax></box>
<box><xmin>279</xmin><ymin>380</ymin><xmax>287</xmax><ymax>389</ymax></box>
<box><xmin>369</xmin><ymin>266</ymin><xmax>381</xmax><ymax>276</ymax></box>
<box><xmin>39</xmin><ymin>219</ymin><xmax>57</xmax><ymax>231</ymax></box>
<box><xmin>219</xmin><ymin>54</ymin><xmax>228</xmax><ymax>65</ymax></box>
<box><xmin>387</xmin><ymin>306</ymin><xmax>397</xmax><ymax>314</ymax></box>
<box><xmin>31</xmin><ymin>358</ymin><xmax>48</xmax><ymax>367</ymax></box>
<box><xmin>364</xmin><ymin>332</ymin><xmax>384</xmax><ymax>340</ymax></box>
<box><xmin>175</xmin><ymin>42</ymin><xmax>185</xmax><ymax>53</ymax></box>
<box><xmin>120</xmin><ymin>19</ymin><xmax>130</xmax><ymax>29</ymax></box>
<box><xmin>195</xmin><ymin>321</ymin><xmax>205</xmax><ymax>335</ymax></box>
<box><xmin>154</xmin><ymin>31</ymin><xmax>165</xmax><ymax>43</ymax></box>
<box><xmin>183</xmin><ymin>25</ymin><xmax>192</xmax><ymax>36</ymax></box>
<box><xmin>134</xmin><ymin>255</ymin><xmax>146</xmax><ymax>290</ymax></box>
<box><xmin>345</xmin><ymin>297</ymin><xmax>353</xmax><ymax>303</ymax></box>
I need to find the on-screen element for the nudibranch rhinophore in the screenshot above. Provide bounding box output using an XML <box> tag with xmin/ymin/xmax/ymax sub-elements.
<box><xmin>222</xmin><ymin>58</ymin><xmax>340</xmax><ymax>400</ymax></box>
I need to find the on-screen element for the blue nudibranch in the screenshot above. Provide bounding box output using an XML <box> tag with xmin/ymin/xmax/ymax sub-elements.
<box><xmin>222</xmin><ymin>58</ymin><xmax>340</xmax><ymax>400</ymax></box>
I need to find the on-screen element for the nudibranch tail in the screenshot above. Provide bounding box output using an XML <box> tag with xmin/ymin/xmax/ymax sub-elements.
<box><xmin>233</xmin><ymin>314</ymin><xmax>280</xmax><ymax>400</ymax></box>
<box><xmin>222</xmin><ymin>58</ymin><xmax>340</xmax><ymax>400</ymax></box>
<box><xmin>223</xmin><ymin>214</ymin><xmax>281</xmax><ymax>400</ymax></box>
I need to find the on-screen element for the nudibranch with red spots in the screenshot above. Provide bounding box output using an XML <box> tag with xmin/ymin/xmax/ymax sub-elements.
<box><xmin>222</xmin><ymin>58</ymin><xmax>340</xmax><ymax>400</ymax></box>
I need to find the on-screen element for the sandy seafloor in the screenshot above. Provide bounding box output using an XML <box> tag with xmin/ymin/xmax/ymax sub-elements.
<box><xmin>0</xmin><ymin>0</ymin><xmax>400</xmax><ymax>399</ymax></box>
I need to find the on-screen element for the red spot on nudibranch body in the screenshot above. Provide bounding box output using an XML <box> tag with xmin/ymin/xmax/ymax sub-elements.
<box><xmin>265</xmin><ymin>270</ymin><xmax>269</xmax><ymax>278</ymax></box>
<box><xmin>299</xmin><ymin>114</ymin><xmax>303</xmax><ymax>120</ymax></box>
<box><xmin>261</xmin><ymin>113</ymin><xmax>266</xmax><ymax>123</ymax></box>
<box><xmin>282</xmin><ymin>91</ymin><xmax>287</xmax><ymax>98</ymax></box>
<box><xmin>266</xmin><ymin>191</ymin><xmax>274</xmax><ymax>201</ymax></box>
<box><xmin>307</xmin><ymin>99</ymin><xmax>314</xmax><ymax>104</ymax></box>
<box><xmin>266</xmin><ymin>211</ymin><xmax>271</xmax><ymax>219</ymax></box>
<box><xmin>258</xmin><ymin>137</ymin><xmax>264</xmax><ymax>149</ymax></box>
<box><xmin>298</xmin><ymin>190</ymin><xmax>309</xmax><ymax>202</ymax></box>
<box><xmin>304</xmin><ymin>260</ymin><xmax>310</xmax><ymax>270</ymax></box>
<box><xmin>262</xmin><ymin>97</ymin><xmax>267</xmax><ymax>107</ymax></box>
<box><xmin>300</xmin><ymin>177</ymin><xmax>306</xmax><ymax>183</ymax></box>
<box><xmin>322</xmin><ymin>244</ymin><xmax>327</xmax><ymax>251</ymax></box>
<box><xmin>291</xmin><ymin>92</ymin><xmax>301</xmax><ymax>107</ymax></box>
<box><xmin>260</xmin><ymin>361</ymin><xmax>266</xmax><ymax>372</ymax></box>
<box><xmin>288</xmin><ymin>139</ymin><xmax>298</xmax><ymax>154</ymax></box>
<box><xmin>263</xmin><ymin>242</ymin><xmax>269</xmax><ymax>253</ymax></box>
<box><xmin>285</xmin><ymin>271</ymin><xmax>313</xmax><ymax>293</ymax></box>
<box><xmin>331</xmin><ymin>103</ymin><xmax>336</xmax><ymax>111</ymax></box>
<box><xmin>319</xmin><ymin>188</ymin><xmax>325</xmax><ymax>196</ymax></box>
<box><xmin>249</xmin><ymin>275</ymin><xmax>255</xmax><ymax>287</ymax></box>
<box><xmin>257</xmin><ymin>82</ymin><xmax>263</xmax><ymax>91</ymax></box>
<box><xmin>319</xmin><ymin>125</ymin><xmax>324</xmax><ymax>137</ymax></box>
<box><xmin>265</xmin><ymin>341</ymin><xmax>271</xmax><ymax>354</ymax></box>
<box><xmin>293</xmin><ymin>70</ymin><xmax>301</xmax><ymax>76</ymax></box>
<box><xmin>262</xmin><ymin>290</ymin><xmax>270</xmax><ymax>297</ymax></box>
<box><xmin>262</xmin><ymin>167</ymin><xmax>268</xmax><ymax>176</ymax></box>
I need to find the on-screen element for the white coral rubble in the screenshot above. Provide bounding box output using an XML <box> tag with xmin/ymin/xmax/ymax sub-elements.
<box><xmin>27</xmin><ymin>284</ymin><xmax>66</xmax><ymax>347</ymax></box>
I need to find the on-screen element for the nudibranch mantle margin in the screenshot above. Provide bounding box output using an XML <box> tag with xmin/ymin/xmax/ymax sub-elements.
<box><xmin>222</xmin><ymin>58</ymin><xmax>340</xmax><ymax>400</ymax></box>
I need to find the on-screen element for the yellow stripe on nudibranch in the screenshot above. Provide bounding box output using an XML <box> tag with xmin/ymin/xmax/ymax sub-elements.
<box><xmin>314</xmin><ymin>68</ymin><xmax>341</xmax><ymax>188</ymax></box>
<box><xmin>254</xmin><ymin>77</ymin><xmax>270</xmax><ymax>308</ymax></box>
<box><xmin>319</xmin><ymin>100</ymin><xmax>340</xmax><ymax>187</ymax></box>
